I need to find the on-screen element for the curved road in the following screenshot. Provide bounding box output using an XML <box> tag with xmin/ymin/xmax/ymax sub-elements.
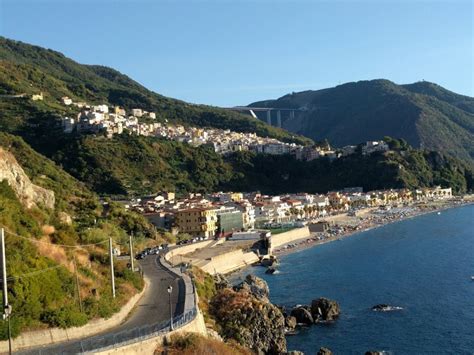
<box><xmin>20</xmin><ymin>254</ymin><xmax>184</xmax><ymax>354</ymax></box>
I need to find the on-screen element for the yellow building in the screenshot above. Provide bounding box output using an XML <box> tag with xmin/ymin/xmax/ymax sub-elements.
<box><xmin>175</xmin><ymin>208</ymin><xmax>217</xmax><ymax>238</ymax></box>
<box><xmin>231</xmin><ymin>192</ymin><xmax>243</xmax><ymax>202</ymax></box>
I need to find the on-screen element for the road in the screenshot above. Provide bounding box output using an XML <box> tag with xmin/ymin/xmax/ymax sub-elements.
<box><xmin>19</xmin><ymin>254</ymin><xmax>184</xmax><ymax>354</ymax></box>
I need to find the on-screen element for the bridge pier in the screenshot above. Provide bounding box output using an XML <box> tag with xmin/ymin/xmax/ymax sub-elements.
<box><xmin>276</xmin><ymin>110</ymin><xmax>281</xmax><ymax>128</ymax></box>
<box><xmin>290</xmin><ymin>110</ymin><xmax>295</xmax><ymax>120</ymax></box>
<box><xmin>266</xmin><ymin>110</ymin><xmax>271</xmax><ymax>125</ymax></box>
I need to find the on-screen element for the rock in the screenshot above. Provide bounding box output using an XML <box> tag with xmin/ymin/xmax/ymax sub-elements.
<box><xmin>290</xmin><ymin>306</ymin><xmax>313</xmax><ymax>325</ymax></box>
<box><xmin>58</xmin><ymin>211</ymin><xmax>72</xmax><ymax>225</ymax></box>
<box><xmin>234</xmin><ymin>274</ymin><xmax>270</xmax><ymax>301</ymax></box>
<box><xmin>287</xmin><ymin>351</ymin><xmax>304</xmax><ymax>355</ymax></box>
<box><xmin>261</xmin><ymin>255</ymin><xmax>279</xmax><ymax>267</ymax></box>
<box><xmin>0</xmin><ymin>147</ymin><xmax>55</xmax><ymax>209</ymax></box>
<box><xmin>211</xmin><ymin>288</ymin><xmax>287</xmax><ymax>354</ymax></box>
<box><xmin>365</xmin><ymin>352</ymin><xmax>384</xmax><ymax>355</ymax></box>
<box><xmin>371</xmin><ymin>304</ymin><xmax>403</xmax><ymax>312</ymax></box>
<box><xmin>317</xmin><ymin>347</ymin><xmax>333</xmax><ymax>355</ymax></box>
<box><xmin>310</xmin><ymin>298</ymin><xmax>340</xmax><ymax>322</ymax></box>
<box><xmin>265</xmin><ymin>267</ymin><xmax>277</xmax><ymax>274</ymax></box>
<box><xmin>285</xmin><ymin>315</ymin><xmax>297</xmax><ymax>330</ymax></box>
<box><xmin>213</xmin><ymin>273</ymin><xmax>231</xmax><ymax>290</ymax></box>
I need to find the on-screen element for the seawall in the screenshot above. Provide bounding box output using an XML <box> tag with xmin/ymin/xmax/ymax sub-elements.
<box><xmin>200</xmin><ymin>249</ymin><xmax>260</xmax><ymax>275</ymax></box>
<box><xmin>270</xmin><ymin>226</ymin><xmax>311</xmax><ymax>249</ymax></box>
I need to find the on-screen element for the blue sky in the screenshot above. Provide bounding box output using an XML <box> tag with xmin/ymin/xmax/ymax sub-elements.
<box><xmin>1</xmin><ymin>0</ymin><xmax>472</xmax><ymax>106</ymax></box>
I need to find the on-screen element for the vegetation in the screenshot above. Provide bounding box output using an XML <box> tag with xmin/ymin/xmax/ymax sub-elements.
<box><xmin>251</xmin><ymin>79</ymin><xmax>474</xmax><ymax>167</ymax></box>
<box><xmin>0</xmin><ymin>36</ymin><xmax>311</xmax><ymax>146</ymax></box>
<box><xmin>157</xmin><ymin>333</ymin><xmax>251</xmax><ymax>355</ymax></box>
<box><xmin>0</xmin><ymin>133</ymin><xmax>155</xmax><ymax>338</ymax></box>
<box><xmin>223</xmin><ymin>140</ymin><xmax>474</xmax><ymax>195</ymax></box>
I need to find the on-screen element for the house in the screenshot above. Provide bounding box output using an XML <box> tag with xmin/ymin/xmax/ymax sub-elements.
<box><xmin>61</xmin><ymin>96</ymin><xmax>73</xmax><ymax>105</ymax></box>
<box><xmin>362</xmin><ymin>141</ymin><xmax>389</xmax><ymax>155</ymax></box>
<box><xmin>175</xmin><ymin>207</ymin><xmax>218</xmax><ymax>238</ymax></box>
<box><xmin>32</xmin><ymin>92</ymin><xmax>43</xmax><ymax>101</ymax></box>
<box><xmin>215</xmin><ymin>207</ymin><xmax>244</xmax><ymax>236</ymax></box>
<box><xmin>131</xmin><ymin>108</ymin><xmax>143</xmax><ymax>117</ymax></box>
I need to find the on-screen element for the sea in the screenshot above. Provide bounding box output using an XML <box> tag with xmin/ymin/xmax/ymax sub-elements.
<box><xmin>231</xmin><ymin>204</ymin><xmax>474</xmax><ymax>354</ymax></box>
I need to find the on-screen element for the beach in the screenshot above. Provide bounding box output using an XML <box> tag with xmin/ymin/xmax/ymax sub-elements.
<box><xmin>270</xmin><ymin>196</ymin><xmax>474</xmax><ymax>258</ymax></box>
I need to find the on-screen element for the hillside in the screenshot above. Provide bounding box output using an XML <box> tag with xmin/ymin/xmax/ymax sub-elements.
<box><xmin>0</xmin><ymin>133</ymin><xmax>157</xmax><ymax>338</ymax></box>
<box><xmin>250</xmin><ymin>79</ymin><xmax>474</xmax><ymax>167</ymax></box>
<box><xmin>0</xmin><ymin>36</ymin><xmax>311</xmax><ymax>146</ymax></box>
<box><xmin>223</xmin><ymin>139</ymin><xmax>474</xmax><ymax>195</ymax></box>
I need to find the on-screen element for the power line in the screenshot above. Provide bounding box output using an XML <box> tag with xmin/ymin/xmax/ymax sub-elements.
<box><xmin>0</xmin><ymin>265</ymin><xmax>65</xmax><ymax>282</ymax></box>
<box><xmin>0</xmin><ymin>225</ymin><xmax>109</xmax><ymax>248</ymax></box>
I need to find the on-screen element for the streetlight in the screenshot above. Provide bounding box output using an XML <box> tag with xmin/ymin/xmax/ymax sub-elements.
<box><xmin>167</xmin><ymin>285</ymin><xmax>173</xmax><ymax>330</ymax></box>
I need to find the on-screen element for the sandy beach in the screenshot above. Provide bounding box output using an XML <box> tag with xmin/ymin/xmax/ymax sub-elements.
<box><xmin>271</xmin><ymin>196</ymin><xmax>474</xmax><ymax>258</ymax></box>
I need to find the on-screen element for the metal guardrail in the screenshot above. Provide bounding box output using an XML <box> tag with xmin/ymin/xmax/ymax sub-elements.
<box><xmin>33</xmin><ymin>309</ymin><xmax>198</xmax><ymax>355</ymax></box>
<box><xmin>77</xmin><ymin>308</ymin><xmax>197</xmax><ymax>354</ymax></box>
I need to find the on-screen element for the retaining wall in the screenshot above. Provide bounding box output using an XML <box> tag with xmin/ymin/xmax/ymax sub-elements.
<box><xmin>0</xmin><ymin>278</ymin><xmax>149</xmax><ymax>353</ymax></box>
<box><xmin>270</xmin><ymin>226</ymin><xmax>311</xmax><ymax>249</ymax></box>
<box><xmin>200</xmin><ymin>249</ymin><xmax>260</xmax><ymax>275</ymax></box>
<box><xmin>95</xmin><ymin>309</ymin><xmax>207</xmax><ymax>355</ymax></box>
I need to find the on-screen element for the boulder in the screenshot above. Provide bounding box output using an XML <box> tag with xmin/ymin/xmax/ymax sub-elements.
<box><xmin>310</xmin><ymin>298</ymin><xmax>340</xmax><ymax>321</ymax></box>
<box><xmin>265</xmin><ymin>267</ymin><xmax>277</xmax><ymax>274</ymax></box>
<box><xmin>290</xmin><ymin>306</ymin><xmax>313</xmax><ymax>325</ymax></box>
<box><xmin>287</xmin><ymin>351</ymin><xmax>304</xmax><ymax>355</ymax></box>
<box><xmin>285</xmin><ymin>316</ymin><xmax>297</xmax><ymax>330</ymax></box>
<box><xmin>261</xmin><ymin>256</ymin><xmax>279</xmax><ymax>267</ymax></box>
<box><xmin>234</xmin><ymin>274</ymin><xmax>270</xmax><ymax>301</ymax></box>
<box><xmin>317</xmin><ymin>347</ymin><xmax>333</xmax><ymax>355</ymax></box>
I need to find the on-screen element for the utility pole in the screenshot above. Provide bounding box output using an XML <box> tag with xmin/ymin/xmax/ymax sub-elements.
<box><xmin>167</xmin><ymin>285</ymin><xmax>173</xmax><ymax>330</ymax></box>
<box><xmin>72</xmin><ymin>254</ymin><xmax>83</xmax><ymax>313</ymax></box>
<box><xmin>1</xmin><ymin>229</ymin><xmax>12</xmax><ymax>355</ymax></box>
<box><xmin>129</xmin><ymin>233</ymin><xmax>134</xmax><ymax>272</ymax></box>
<box><xmin>109</xmin><ymin>238</ymin><xmax>115</xmax><ymax>298</ymax></box>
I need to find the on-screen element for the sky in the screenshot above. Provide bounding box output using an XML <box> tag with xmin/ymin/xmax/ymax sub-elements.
<box><xmin>0</xmin><ymin>0</ymin><xmax>473</xmax><ymax>106</ymax></box>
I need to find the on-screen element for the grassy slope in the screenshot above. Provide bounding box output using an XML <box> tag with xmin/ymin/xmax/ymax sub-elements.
<box><xmin>0</xmin><ymin>133</ymin><xmax>156</xmax><ymax>338</ymax></box>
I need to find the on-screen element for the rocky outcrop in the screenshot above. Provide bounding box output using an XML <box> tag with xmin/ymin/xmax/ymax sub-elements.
<box><xmin>211</xmin><ymin>287</ymin><xmax>286</xmax><ymax>354</ymax></box>
<box><xmin>317</xmin><ymin>347</ymin><xmax>333</xmax><ymax>355</ymax></box>
<box><xmin>0</xmin><ymin>148</ymin><xmax>55</xmax><ymax>209</ymax></box>
<box><xmin>290</xmin><ymin>306</ymin><xmax>313</xmax><ymax>325</ymax></box>
<box><xmin>310</xmin><ymin>298</ymin><xmax>340</xmax><ymax>321</ymax></box>
<box><xmin>234</xmin><ymin>274</ymin><xmax>270</xmax><ymax>301</ymax></box>
<box><xmin>285</xmin><ymin>316</ymin><xmax>297</xmax><ymax>330</ymax></box>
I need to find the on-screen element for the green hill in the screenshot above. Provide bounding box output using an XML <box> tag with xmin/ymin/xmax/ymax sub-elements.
<box><xmin>223</xmin><ymin>139</ymin><xmax>474</xmax><ymax>195</ymax></box>
<box><xmin>0</xmin><ymin>36</ymin><xmax>311</xmax><ymax>146</ymax></box>
<box><xmin>250</xmin><ymin>79</ymin><xmax>474</xmax><ymax>167</ymax></box>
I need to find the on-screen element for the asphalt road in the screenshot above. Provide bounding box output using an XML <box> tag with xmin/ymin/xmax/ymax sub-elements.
<box><xmin>19</xmin><ymin>254</ymin><xmax>184</xmax><ymax>354</ymax></box>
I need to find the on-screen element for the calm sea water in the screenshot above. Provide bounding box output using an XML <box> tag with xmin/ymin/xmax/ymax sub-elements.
<box><xmin>233</xmin><ymin>205</ymin><xmax>474</xmax><ymax>354</ymax></box>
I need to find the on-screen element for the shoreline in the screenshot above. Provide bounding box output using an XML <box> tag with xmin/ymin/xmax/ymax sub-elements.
<box><xmin>269</xmin><ymin>198</ymin><xmax>473</xmax><ymax>259</ymax></box>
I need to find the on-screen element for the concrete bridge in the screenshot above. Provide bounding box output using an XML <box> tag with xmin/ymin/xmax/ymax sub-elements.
<box><xmin>225</xmin><ymin>106</ymin><xmax>304</xmax><ymax>128</ymax></box>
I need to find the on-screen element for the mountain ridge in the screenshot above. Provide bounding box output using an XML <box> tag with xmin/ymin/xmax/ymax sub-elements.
<box><xmin>250</xmin><ymin>79</ymin><xmax>474</xmax><ymax>166</ymax></box>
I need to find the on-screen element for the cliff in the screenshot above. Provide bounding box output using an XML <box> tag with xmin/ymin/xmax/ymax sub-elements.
<box><xmin>0</xmin><ymin>147</ymin><xmax>55</xmax><ymax>209</ymax></box>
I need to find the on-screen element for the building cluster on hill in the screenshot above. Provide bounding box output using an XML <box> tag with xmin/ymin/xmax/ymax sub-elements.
<box><xmin>58</xmin><ymin>98</ymin><xmax>390</xmax><ymax>161</ymax></box>
<box><xmin>122</xmin><ymin>186</ymin><xmax>453</xmax><ymax>239</ymax></box>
